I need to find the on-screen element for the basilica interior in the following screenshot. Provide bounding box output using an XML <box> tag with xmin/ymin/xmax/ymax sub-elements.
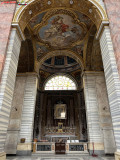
<box><xmin>16</xmin><ymin>7</ymin><xmax>103</xmax><ymax>152</ymax></box>
<box><xmin>1</xmin><ymin>0</ymin><xmax>119</xmax><ymax>159</ymax></box>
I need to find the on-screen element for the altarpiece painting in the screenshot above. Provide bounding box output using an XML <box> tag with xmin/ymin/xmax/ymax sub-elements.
<box><xmin>54</xmin><ymin>104</ymin><xmax>67</xmax><ymax>119</ymax></box>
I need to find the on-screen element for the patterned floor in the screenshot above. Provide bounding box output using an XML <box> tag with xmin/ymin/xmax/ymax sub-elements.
<box><xmin>6</xmin><ymin>155</ymin><xmax>115</xmax><ymax>160</ymax></box>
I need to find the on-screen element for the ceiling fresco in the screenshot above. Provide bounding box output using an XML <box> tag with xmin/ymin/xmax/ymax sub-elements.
<box><xmin>29</xmin><ymin>12</ymin><xmax>47</xmax><ymax>28</ymax></box>
<box><xmin>38</xmin><ymin>14</ymin><xmax>86</xmax><ymax>48</ymax></box>
<box><xmin>28</xmin><ymin>9</ymin><xmax>92</xmax><ymax>50</ymax></box>
<box><xmin>75</xmin><ymin>11</ymin><xmax>92</xmax><ymax>30</ymax></box>
<box><xmin>36</xmin><ymin>43</ymin><xmax>49</xmax><ymax>61</ymax></box>
<box><xmin>72</xmin><ymin>43</ymin><xmax>84</xmax><ymax>58</ymax></box>
<box><xmin>27</xmin><ymin>9</ymin><xmax>93</xmax><ymax>66</ymax></box>
<box><xmin>15</xmin><ymin>0</ymin><xmax>108</xmax><ymax>34</ymax></box>
<box><xmin>18</xmin><ymin>6</ymin><xmax>103</xmax><ymax>76</ymax></box>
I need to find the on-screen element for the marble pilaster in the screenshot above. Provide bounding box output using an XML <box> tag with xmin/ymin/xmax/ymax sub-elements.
<box><xmin>18</xmin><ymin>74</ymin><xmax>38</xmax><ymax>155</ymax></box>
<box><xmin>0</xmin><ymin>28</ymin><xmax>21</xmax><ymax>157</ymax></box>
<box><xmin>100</xmin><ymin>26</ymin><xmax>120</xmax><ymax>158</ymax></box>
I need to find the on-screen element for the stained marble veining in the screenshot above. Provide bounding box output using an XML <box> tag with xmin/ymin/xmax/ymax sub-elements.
<box><xmin>104</xmin><ymin>0</ymin><xmax>120</xmax><ymax>76</ymax></box>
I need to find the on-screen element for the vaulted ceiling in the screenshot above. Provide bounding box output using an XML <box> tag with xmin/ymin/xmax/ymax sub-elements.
<box><xmin>17</xmin><ymin>5</ymin><xmax>103</xmax><ymax>83</ymax></box>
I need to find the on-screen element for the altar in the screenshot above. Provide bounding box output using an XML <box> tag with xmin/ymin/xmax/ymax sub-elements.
<box><xmin>45</xmin><ymin>134</ymin><xmax>77</xmax><ymax>143</ymax></box>
<box><xmin>33</xmin><ymin>98</ymin><xmax>88</xmax><ymax>155</ymax></box>
<box><xmin>33</xmin><ymin>141</ymin><xmax>88</xmax><ymax>154</ymax></box>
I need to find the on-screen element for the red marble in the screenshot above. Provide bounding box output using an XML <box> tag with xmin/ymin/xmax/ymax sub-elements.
<box><xmin>0</xmin><ymin>54</ymin><xmax>5</xmax><ymax>78</ymax></box>
<box><xmin>0</xmin><ymin>3</ymin><xmax>16</xmax><ymax>80</ymax></box>
<box><xmin>104</xmin><ymin>0</ymin><xmax>120</xmax><ymax>76</ymax></box>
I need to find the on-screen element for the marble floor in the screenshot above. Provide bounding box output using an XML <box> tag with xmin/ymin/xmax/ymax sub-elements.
<box><xmin>6</xmin><ymin>155</ymin><xmax>115</xmax><ymax>160</ymax></box>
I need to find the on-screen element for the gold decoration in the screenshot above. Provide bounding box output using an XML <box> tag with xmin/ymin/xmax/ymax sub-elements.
<box><xmin>13</xmin><ymin>0</ymin><xmax>108</xmax><ymax>33</ymax></box>
<box><xmin>33</xmin><ymin>9</ymin><xmax>88</xmax><ymax>49</ymax></box>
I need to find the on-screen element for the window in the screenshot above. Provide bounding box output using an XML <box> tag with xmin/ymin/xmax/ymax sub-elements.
<box><xmin>44</xmin><ymin>75</ymin><xmax>77</xmax><ymax>90</ymax></box>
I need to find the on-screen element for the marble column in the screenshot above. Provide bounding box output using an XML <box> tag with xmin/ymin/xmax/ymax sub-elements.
<box><xmin>0</xmin><ymin>28</ymin><xmax>21</xmax><ymax>159</ymax></box>
<box><xmin>83</xmin><ymin>72</ymin><xmax>104</xmax><ymax>155</ymax></box>
<box><xmin>17</xmin><ymin>74</ymin><xmax>38</xmax><ymax>156</ymax></box>
<box><xmin>100</xmin><ymin>26</ymin><xmax>120</xmax><ymax>158</ymax></box>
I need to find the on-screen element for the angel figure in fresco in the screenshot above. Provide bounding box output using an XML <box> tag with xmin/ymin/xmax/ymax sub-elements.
<box><xmin>76</xmin><ymin>45</ymin><xmax>83</xmax><ymax>57</ymax></box>
<box><xmin>40</xmin><ymin>14</ymin><xmax>85</xmax><ymax>47</ymax></box>
<box><xmin>44</xmin><ymin>16</ymin><xmax>70</xmax><ymax>39</ymax></box>
<box><xmin>37</xmin><ymin>47</ymin><xmax>44</xmax><ymax>61</ymax></box>
<box><xmin>51</xmin><ymin>16</ymin><xmax>69</xmax><ymax>34</ymax></box>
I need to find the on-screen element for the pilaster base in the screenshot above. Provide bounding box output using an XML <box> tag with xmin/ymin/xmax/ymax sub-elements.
<box><xmin>17</xmin><ymin>143</ymin><xmax>32</xmax><ymax>156</ymax></box>
<box><xmin>88</xmin><ymin>143</ymin><xmax>105</xmax><ymax>155</ymax></box>
<box><xmin>0</xmin><ymin>152</ymin><xmax>6</xmax><ymax>160</ymax></box>
<box><xmin>115</xmin><ymin>152</ymin><xmax>120</xmax><ymax>160</ymax></box>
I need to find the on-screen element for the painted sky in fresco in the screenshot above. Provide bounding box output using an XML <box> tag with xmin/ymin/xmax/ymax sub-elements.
<box><xmin>39</xmin><ymin>14</ymin><xmax>86</xmax><ymax>48</ymax></box>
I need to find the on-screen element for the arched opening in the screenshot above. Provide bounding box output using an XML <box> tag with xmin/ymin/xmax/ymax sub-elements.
<box><xmin>44</xmin><ymin>74</ymin><xmax>77</xmax><ymax>90</ymax></box>
<box><xmin>33</xmin><ymin>55</ymin><xmax>88</xmax><ymax>149</ymax></box>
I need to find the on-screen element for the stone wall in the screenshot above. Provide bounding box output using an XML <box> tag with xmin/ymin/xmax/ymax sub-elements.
<box><xmin>95</xmin><ymin>73</ymin><xmax>116</xmax><ymax>154</ymax></box>
<box><xmin>5</xmin><ymin>76</ymin><xmax>26</xmax><ymax>154</ymax></box>
<box><xmin>17</xmin><ymin>74</ymin><xmax>38</xmax><ymax>156</ymax></box>
<box><xmin>5</xmin><ymin>74</ymin><xmax>38</xmax><ymax>155</ymax></box>
<box><xmin>100</xmin><ymin>26</ymin><xmax>120</xmax><ymax>157</ymax></box>
<box><xmin>104</xmin><ymin>0</ymin><xmax>120</xmax><ymax>76</ymax></box>
<box><xmin>83</xmin><ymin>72</ymin><xmax>115</xmax><ymax>154</ymax></box>
<box><xmin>0</xmin><ymin>3</ymin><xmax>16</xmax><ymax>80</ymax></box>
<box><xmin>0</xmin><ymin>28</ymin><xmax>21</xmax><ymax>157</ymax></box>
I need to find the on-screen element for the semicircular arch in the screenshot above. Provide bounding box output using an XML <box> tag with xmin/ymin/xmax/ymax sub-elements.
<box><xmin>13</xmin><ymin>0</ymin><xmax>108</xmax><ymax>32</ymax></box>
<box><xmin>43</xmin><ymin>73</ymin><xmax>78</xmax><ymax>91</ymax></box>
<box><xmin>35</xmin><ymin>50</ymin><xmax>85</xmax><ymax>73</ymax></box>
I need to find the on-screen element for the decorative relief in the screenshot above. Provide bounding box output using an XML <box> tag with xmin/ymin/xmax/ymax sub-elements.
<box><xmin>29</xmin><ymin>12</ymin><xmax>47</xmax><ymax>28</ymax></box>
<box><xmin>75</xmin><ymin>11</ymin><xmax>92</xmax><ymax>30</ymax></box>
<box><xmin>72</xmin><ymin>43</ymin><xmax>84</xmax><ymax>58</ymax></box>
<box><xmin>14</xmin><ymin>0</ymin><xmax>107</xmax><ymax>33</ymax></box>
<box><xmin>36</xmin><ymin>43</ymin><xmax>48</xmax><ymax>61</ymax></box>
<box><xmin>69</xmin><ymin>145</ymin><xmax>84</xmax><ymax>151</ymax></box>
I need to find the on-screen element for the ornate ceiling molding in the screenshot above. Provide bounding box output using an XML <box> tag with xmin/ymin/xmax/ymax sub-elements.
<box><xmin>34</xmin><ymin>49</ymin><xmax>85</xmax><ymax>73</ymax></box>
<box><xmin>13</xmin><ymin>0</ymin><xmax>108</xmax><ymax>33</ymax></box>
<box><xmin>33</xmin><ymin>9</ymin><xmax>88</xmax><ymax>49</ymax></box>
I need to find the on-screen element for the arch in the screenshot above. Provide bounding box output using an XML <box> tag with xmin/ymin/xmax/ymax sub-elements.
<box><xmin>44</xmin><ymin>74</ymin><xmax>78</xmax><ymax>90</ymax></box>
<box><xmin>13</xmin><ymin>0</ymin><xmax>108</xmax><ymax>33</ymax></box>
<box><xmin>35</xmin><ymin>50</ymin><xmax>84</xmax><ymax>73</ymax></box>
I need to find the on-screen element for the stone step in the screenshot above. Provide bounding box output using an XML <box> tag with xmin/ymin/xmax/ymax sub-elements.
<box><xmin>32</xmin><ymin>152</ymin><xmax>89</xmax><ymax>157</ymax></box>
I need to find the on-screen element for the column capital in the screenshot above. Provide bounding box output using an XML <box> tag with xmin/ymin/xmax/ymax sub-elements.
<box><xmin>83</xmin><ymin>71</ymin><xmax>104</xmax><ymax>76</ymax></box>
<box><xmin>96</xmin><ymin>20</ymin><xmax>109</xmax><ymax>40</ymax></box>
<box><xmin>12</xmin><ymin>22</ymin><xmax>25</xmax><ymax>41</ymax></box>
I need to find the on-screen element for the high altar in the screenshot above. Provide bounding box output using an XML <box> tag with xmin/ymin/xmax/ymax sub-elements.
<box><xmin>33</xmin><ymin>93</ymin><xmax>88</xmax><ymax>154</ymax></box>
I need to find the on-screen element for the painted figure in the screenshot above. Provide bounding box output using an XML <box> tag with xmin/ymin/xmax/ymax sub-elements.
<box><xmin>39</xmin><ymin>14</ymin><xmax>85</xmax><ymax>47</ymax></box>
